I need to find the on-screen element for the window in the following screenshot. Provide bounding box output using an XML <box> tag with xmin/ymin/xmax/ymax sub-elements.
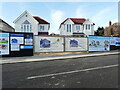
<box><xmin>40</xmin><ymin>26</ymin><xmax>45</xmax><ymax>31</ymax></box>
<box><xmin>76</xmin><ymin>26</ymin><xmax>80</xmax><ymax>30</ymax></box>
<box><xmin>67</xmin><ymin>24</ymin><xmax>71</xmax><ymax>32</ymax></box>
<box><xmin>21</xmin><ymin>20</ymin><xmax>32</xmax><ymax>32</ymax></box>
<box><xmin>86</xmin><ymin>24</ymin><xmax>90</xmax><ymax>30</ymax></box>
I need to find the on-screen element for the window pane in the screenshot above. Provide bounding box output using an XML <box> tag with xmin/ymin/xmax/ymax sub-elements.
<box><xmin>70</xmin><ymin>25</ymin><xmax>71</xmax><ymax>32</ymax></box>
<box><xmin>23</xmin><ymin>20</ymin><xmax>31</xmax><ymax>24</ymax></box>
<box><xmin>30</xmin><ymin>25</ymin><xmax>32</xmax><ymax>32</ymax></box>
<box><xmin>40</xmin><ymin>26</ymin><xmax>44</xmax><ymax>31</ymax></box>
<box><xmin>76</xmin><ymin>26</ymin><xmax>80</xmax><ymax>30</ymax></box>
<box><xmin>24</xmin><ymin>25</ymin><xmax>26</xmax><ymax>32</ymax></box>
<box><xmin>67</xmin><ymin>24</ymin><xmax>71</xmax><ymax>32</ymax></box>
<box><xmin>21</xmin><ymin>25</ymin><xmax>23</xmax><ymax>31</ymax></box>
<box><xmin>27</xmin><ymin>25</ymin><xmax>29</xmax><ymax>31</ymax></box>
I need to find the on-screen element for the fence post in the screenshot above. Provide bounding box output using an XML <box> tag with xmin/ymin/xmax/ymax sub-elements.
<box><xmin>87</xmin><ymin>37</ymin><xmax>89</xmax><ymax>53</ymax></box>
<box><xmin>63</xmin><ymin>37</ymin><xmax>65</xmax><ymax>52</ymax></box>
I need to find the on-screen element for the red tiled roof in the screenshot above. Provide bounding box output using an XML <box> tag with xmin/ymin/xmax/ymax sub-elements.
<box><xmin>70</xmin><ymin>18</ymin><xmax>86</xmax><ymax>24</ymax></box>
<box><xmin>59</xmin><ymin>18</ymin><xmax>86</xmax><ymax>28</ymax></box>
<box><xmin>61</xmin><ymin>18</ymin><xmax>86</xmax><ymax>24</ymax></box>
<box><xmin>33</xmin><ymin>16</ymin><xmax>50</xmax><ymax>24</ymax></box>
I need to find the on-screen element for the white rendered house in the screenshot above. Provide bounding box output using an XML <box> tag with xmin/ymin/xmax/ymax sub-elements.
<box><xmin>13</xmin><ymin>10</ymin><xmax>50</xmax><ymax>35</ymax></box>
<box><xmin>59</xmin><ymin>18</ymin><xmax>95</xmax><ymax>36</ymax></box>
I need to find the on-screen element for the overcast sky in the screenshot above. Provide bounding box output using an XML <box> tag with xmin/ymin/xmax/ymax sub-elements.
<box><xmin>0</xmin><ymin>1</ymin><xmax>118</xmax><ymax>34</ymax></box>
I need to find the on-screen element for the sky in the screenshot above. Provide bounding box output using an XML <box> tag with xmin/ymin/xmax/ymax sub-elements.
<box><xmin>0</xmin><ymin>1</ymin><xmax>118</xmax><ymax>34</ymax></box>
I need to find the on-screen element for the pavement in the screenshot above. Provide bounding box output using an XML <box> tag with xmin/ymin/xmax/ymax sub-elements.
<box><xmin>1</xmin><ymin>50</ymin><xmax>120</xmax><ymax>64</ymax></box>
<box><xmin>2</xmin><ymin>53</ymin><xmax>119</xmax><ymax>88</ymax></box>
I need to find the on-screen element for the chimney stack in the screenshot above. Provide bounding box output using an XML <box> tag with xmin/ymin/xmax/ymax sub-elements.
<box><xmin>109</xmin><ymin>21</ymin><xmax>112</xmax><ymax>26</ymax></box>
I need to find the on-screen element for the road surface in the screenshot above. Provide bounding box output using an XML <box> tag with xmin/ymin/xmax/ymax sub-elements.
<box><xmin>2</xmin><ymin>54</ymin><xmax>119</xmax><ymax>88</ymax></box>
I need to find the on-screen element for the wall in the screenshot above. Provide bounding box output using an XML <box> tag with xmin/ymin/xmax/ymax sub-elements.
<box><xmin>73</xmin><ymin>24</ymin><xmax>83</xmax><ymax>33</ymax></box>
<box><xmin>65</xmin><ymin>37</ymin><xmax>87</xmax><ymax>51</ymax></box>
<box><xmin>14</xmin><ymin>11</ymin><xmax>38</xmax><ymax>35</ymax></box>
<box><xmin>88</xmin><ymin>36</ymin><xmax>110</xmax><ymax>51</ymax></box>
<box><xmin>38</xmin><ymin>24</ymin><xmax>49</xmax><ymax>32</ymax></box>
<box><xmin>34</xmin><ymin>36</ymin><xmax>64</xmax><ymax>52</ymax></box>
<box><xmin>83</xmin><ymin>20</ymin><xmax>94</xmax><ymax>36</ymax></box>
<box><xmin>60</xmin><ymin>19</ymin><xmax>74</xmax><ymax>36</ymax></box>
<box><xmin>34</xmin><ymin>36</ymin><xmax>88</xmax><ymax>52</ymax></box>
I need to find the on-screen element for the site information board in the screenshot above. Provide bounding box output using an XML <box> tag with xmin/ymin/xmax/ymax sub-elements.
<box><xmin>1</xmin><ymin>32</ymin><xmax>33</xmax><ymax>57</ymax></box>
<box><xmin>65</xmin><ymin>37</ymin><xmax>87</xmax><ymax>51</ymax></box>
<box><xmin>109</xmin><ymin>37</ymin><xmax>120</xmax><ymax>46</ymax></box>
<box><xmin>34</xmin><ymin>36</ymin><xmax>64</xmax><ymax>52</ymax></box>
<box><xmin>88</xmin><ymin>36</ymin><xmax>110</xmax><ymax>51</ymax></box>
<box><xmin>0</xmin><ymin>33</ymin><xmax>9</xmax><ymax>55</ymax></box>
<box><xmin>10</xmin><ymin>33</ymin><xmax>24</xmax><ymax>51</ymax></box>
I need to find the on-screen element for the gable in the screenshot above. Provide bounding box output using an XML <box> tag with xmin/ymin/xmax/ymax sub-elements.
<box><xmin>64</xmin><ymin>18</ymin><xmax>74</xmax><ymax>24</ymax></box>
<box><xmin>13</xmin><ymin>10</ymin><xmax>38</xmax><ymax>24</ymax></box>
<box><xmin>83</xmin><ymin>19</ymin><xmax>95</xmax><ymax>25</ymax></box>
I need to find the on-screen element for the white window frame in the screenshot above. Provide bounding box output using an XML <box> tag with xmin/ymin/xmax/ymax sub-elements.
<box><xmin>67</xmin><ymin>24</ymin><xmax>71</xmax><ymax>32</ymax></box>
<box><xmin>39</xmin><ymin>25</ymin><xmax>45</xmax><ymax>31</ymax></box>
<box><xmin>86</xmin><ymin>24</ymin><xmax>90</xmax><ymax>30</ymax></box>
<box><xmin>76</xmin><ymin>25</ymin><xmax>80</xmax><ymax>30</ymax></box>
<box><xmin>21</xmin><ymin>20</ymin><xmax>32</xmax><ymax>32</ymax></box>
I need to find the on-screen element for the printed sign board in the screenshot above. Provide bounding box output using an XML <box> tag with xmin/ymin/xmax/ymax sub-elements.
<box><xmin>24</xmin><ymin>34</ymin><xmax>33</xmax><ymax>45</ymax></box>
<box><xmin>11</xmin><ymin>44</ymin><xmax>20</xmax><ymax>51</ymax></box>
<box><xmin>0</xmin><ymin>33</ymin><xmax>9</xmax><ymax>55</ymax></box>
<box><xmin>10</xmin><ymin>33</ymin><xmax>24</xmax><ymax>44</ymax></box>
<box><xmin>65</xmin><ymin>37</ymin><xmax>87</xmax><ymax>51</ymax></box>
<box><xmin>88</xmin><ymin>36</ymin><xmax>110</xmax><ymax>51</ymax></box>
<box><xmin>34</xmin><ymin>36</ymin><xmax>64</xmax><ymax>52</ymax></box>
<box><xmin>115</xmin><ymin>37</ymin><xmax>120</xmax><ymax>46</ymax></box>
<box><xmin>109</xmin><ymin>37</ymin><xmax>120</xmax><ymax>46</ymax></box>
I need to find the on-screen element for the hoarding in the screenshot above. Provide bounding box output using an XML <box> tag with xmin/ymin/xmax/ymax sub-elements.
<box><xmin>34</xmin><ymin>36</ymin><xmax>64</xmax><ymax>52</ymax></box>
<box><xmin>115</xmin><ymin>37</ymin><xmax>120</xmax><ymax>46</ymax></box>
<box><xmin>88</xmin><ymin>36</ymin><xmax>110</xmax><ymax>51</ymax></box>
<box><xmin>10</xmin><ymin>33</ymin><xmax>24</xmax><ymax>51</ymax></box>
<box><xmin>10</xmin><ymin>33</ymin><xmax>24</xmax><ymax>44</ymax></box>
<box><xmin>24</xmin><ymin>34</ymin><xmax>33</xmax><ymax>45</ymax></box>
<box><xmin>65</xmin><ymin>37</ymin><xmax>87</xmax><ymax>51</ymax></box>
<box><xmin>109</xmin><ymin>37</ymin><xmax>120</xmax><ymax>46</ymax></box>
<box><xmin>109</xmin><ymin>37</ymin><xmax>116</xmax><ymax>45</ymax></box>
<box><xmin>0</xmin><ymin>33</ymin><xmax>9</xmax><ymax>55</ymax></box>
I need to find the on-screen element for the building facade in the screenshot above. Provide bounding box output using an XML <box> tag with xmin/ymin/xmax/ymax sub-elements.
<box><xmin>0</xmin><ymin>19</ymin><xmax>15</xmax><ymax>32</ymax></box>
<box><xmin>13</xmin><ymin>10</ymin><xmax>50</xmax><ymax>35</ymax></box>
<box><xmin>59</xmin><ymin>18</ymin><xmax>95</xmax><ymax>37</ymax></box>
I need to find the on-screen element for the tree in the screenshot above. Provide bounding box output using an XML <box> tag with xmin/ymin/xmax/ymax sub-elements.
<box><xmin>95</xmin><ymin>27</ymin><xmax>104</xmax><ymax>36</ymax></box>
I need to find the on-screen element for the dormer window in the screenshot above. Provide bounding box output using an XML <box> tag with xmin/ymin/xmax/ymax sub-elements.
<box><xmin>21</xmin><ymin>20</ymin><xmax>32</xmax><ymax>32</ymax></box>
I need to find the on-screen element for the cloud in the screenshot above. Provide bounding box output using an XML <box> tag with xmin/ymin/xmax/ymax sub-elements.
<box><xmin>50</xmin><ymin>10</ymin><xmax>64</xmax><ymax>34</ymax></box>
<box><xmin>92</xmin><ymin>7</ymin><xmax>111</xmax><ymax>23</ymax></box>
<box><xmin>91</xmin><ymin>6</ymin><xmax>117</xmax><ymax>30</ymax></box>
<box><xmin>75</xmin><ymin>5</ymin><xmax>88</xmax><ymax>18</ymax></box>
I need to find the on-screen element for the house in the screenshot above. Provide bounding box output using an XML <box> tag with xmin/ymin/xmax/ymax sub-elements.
<box><xmin>104</xmin><ymin>21</ymin><xmax>120</xmax><ymax>36</ymax></box>
<box><xmin>13</xmin><ymin>10</ymin><xmax>50</xmax><ymax>35</ymax></box>
<box><xmin>0</xmin><ymin>18</ymin><xmax>15</xmax><ymax>32</ymax></box>
<box><xmin>59</xmin><ymin>18</ymin><xmax>95</xmax><ymax>37</ymax></box>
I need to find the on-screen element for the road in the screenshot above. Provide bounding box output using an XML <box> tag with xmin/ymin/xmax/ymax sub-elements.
<box><xmin>2</xmin><ymin>54</ymin><xmax>119</xmax><ymax>88</ymax></box>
